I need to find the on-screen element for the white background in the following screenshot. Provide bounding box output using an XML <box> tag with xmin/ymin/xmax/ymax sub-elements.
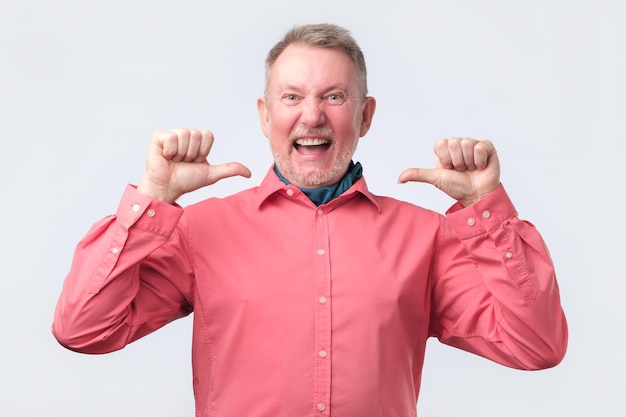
<box><xmin>1</xmin><ymin>0</ymin><xmax>624</xmax><ymax>416</ymax></box>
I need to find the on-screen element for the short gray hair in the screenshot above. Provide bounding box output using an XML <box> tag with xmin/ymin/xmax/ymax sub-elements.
<box><xmin>264</xmin><ymin>23</ymin><xmax>368</xmax><ymax>98</ymax></box>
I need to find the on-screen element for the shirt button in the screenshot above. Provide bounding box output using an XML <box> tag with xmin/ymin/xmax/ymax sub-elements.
<box><xmin>147</xmin><ymin>209</ymin><xmax>155</xmax><ymax>217</ymax></box>
<box><xmin>319</xmin><ymin>349</ymin><xmax>327</xmax><ymax>358</ymax></box>
<box><xmin>317</xmin><ymin>208</ymin><xmax>324</xmax><ymax>216</ymax></box>
<box><xmin>286</xmin><ymin>189</ymin><xmax>294</xmax><ymax>196</ymax></box>
<box><xmin>317</xmin><ymin>403</ymin><xmax>326</xmax><ymax>411</ymax></box>
<box><xmin>111</xmin><ymin>247</ymin><xmax>119</xmax><ymax>254</ymax></box>
<box><xmin>482</xmin><ymin>210</ymin><xmax>491</xmax><ymax>218</ymax></box>
<box><xmin>505</xmin><ymin>251</ymin><xmax>513</xmax><ymax>259</ymax></box>
<box><xmin>318</xmin><ymin>296</ymin><xmax>327</xmax><ymax>304</ymax></box>
<box><xmin>467</xmin><ymin>217</ymin><xmax>475</xmax><ymax>226</ymax></box>
<box><xmin>131</xmin><ymin>203</ymin><xmax>141</xmax><ymax>212</ymax></box>
<box><xmin>317</xmin><ymin>248</ymin><xmax>326</xmax><ymax>256</ymax></box>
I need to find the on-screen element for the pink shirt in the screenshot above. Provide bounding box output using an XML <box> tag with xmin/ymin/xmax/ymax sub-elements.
<box><xmin>52</xmin><ymin>167</ymin><xmax>567</xmax><ymax>417</ymax></box>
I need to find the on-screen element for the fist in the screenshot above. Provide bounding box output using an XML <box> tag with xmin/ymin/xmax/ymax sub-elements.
<box><xmin>137</xmin><ymin>128</ymin><xmax>251</xmax><ymax>203</ymax></box>
<box><xmin>398</xmin><ymin>137</ymin><xmax>500</xmax><ymax>206</ymax></box>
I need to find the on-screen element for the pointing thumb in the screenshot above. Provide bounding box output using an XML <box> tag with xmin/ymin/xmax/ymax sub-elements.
<box><xmin>205</xmin><ymin>162</ymin><xmax>252</xmax><ymax>186</ymax></box>
<box><xmin>397</xmin><ymin>167</ymin><xmax>437</xmax><ymax>185</ymax></box>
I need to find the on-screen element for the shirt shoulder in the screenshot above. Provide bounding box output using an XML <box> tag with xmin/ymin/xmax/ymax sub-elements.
<box><xmin>368</xmin><ymin>192</ymin><xmax>444</xmax><ymax>219</ymax></box>
<box><xmin>183</xmin><ymin>185</ymin><xmax>261</xmax><ymax>215</ymax></box>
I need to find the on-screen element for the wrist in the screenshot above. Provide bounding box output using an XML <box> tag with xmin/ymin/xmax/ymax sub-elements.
<box><xmin>137</xmin><ymin>177</ymin><xmax>179</xmax><ymax>204</ymax></box>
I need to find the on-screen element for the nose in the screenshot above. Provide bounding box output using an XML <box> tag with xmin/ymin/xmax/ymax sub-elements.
<box><xmin>299</xmin><ymin>97</ymin><xmax>326</xmax><ymax>127</ymax></box>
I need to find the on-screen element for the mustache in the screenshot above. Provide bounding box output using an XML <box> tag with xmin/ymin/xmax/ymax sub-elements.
<box><xmin>289</xmin><ymin>127</ymin><xmax>335</xmax><ymax>141</ymax></box>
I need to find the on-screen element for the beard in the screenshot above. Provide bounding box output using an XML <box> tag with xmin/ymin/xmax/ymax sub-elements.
<box><xmin>270</xmin><ymin>127</ymin><xmax>357</xmax><ymax>188</ymax></box>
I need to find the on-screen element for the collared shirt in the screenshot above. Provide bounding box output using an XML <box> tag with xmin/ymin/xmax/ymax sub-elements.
<box><xmin>52</xmin><ymin>167</ymin><xmax>568</xmax><ymax>417</ymax></box>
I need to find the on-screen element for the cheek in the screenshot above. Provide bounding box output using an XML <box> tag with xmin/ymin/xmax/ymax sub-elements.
<box><xmin>267</xmin><ymin>107</ymin><xmax>298</xmax><ymax>131</ymax></box>
<box><xmin>333</xmin><ymin>113</ymin><xmax>361</xmax><ymax>137</ymax></box>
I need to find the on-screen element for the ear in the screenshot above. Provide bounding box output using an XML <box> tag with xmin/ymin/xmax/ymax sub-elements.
<box><xmin>358</xmin><ymin>96</ymin><xmax>376</xmax><ymax>137</ymax></box>
<box><xmin>257</xmin><ymin>96</ymin><xmax>271</xmax><ymax>138</ymax></box>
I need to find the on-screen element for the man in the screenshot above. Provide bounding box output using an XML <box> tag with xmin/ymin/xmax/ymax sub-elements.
<box><xmin>52</xmin><ymin>23</ymin><xmax>568</xmax><ymax>417</ymax></box>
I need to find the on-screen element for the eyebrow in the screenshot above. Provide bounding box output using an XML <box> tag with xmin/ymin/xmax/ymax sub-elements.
<box><xmin>276</xmin><ymin>83</ymin><xmax>352</xmax><ymax>95</ymax></box>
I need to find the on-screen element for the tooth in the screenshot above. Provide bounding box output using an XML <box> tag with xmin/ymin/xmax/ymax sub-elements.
<box><xmin>296</xmin><ymin>138</ymin><xmax>327</xmax><ymax>146</ymax></box>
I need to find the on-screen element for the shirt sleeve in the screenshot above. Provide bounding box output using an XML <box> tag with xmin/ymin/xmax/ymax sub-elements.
<box><xmin>429</xmin><ymin>184</ymin><xmax>568</xmax><ymax>370</ymax></box>
<box><xmin>51</xmin><ymin>185</ymin><xmax>195</xmax><ymax>354</ymax></box>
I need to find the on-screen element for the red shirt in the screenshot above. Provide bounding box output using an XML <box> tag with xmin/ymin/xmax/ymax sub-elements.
<box><xmin>52</xmin><ymin>167</ymin><xmax>567</xmax><ymax>417</ymax></box>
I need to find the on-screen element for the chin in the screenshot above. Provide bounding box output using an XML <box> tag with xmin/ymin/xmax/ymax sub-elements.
<box><xmin>296</xmin><ymin>170</ymin><xmax>342</xmax><ymax>188</ymax></box>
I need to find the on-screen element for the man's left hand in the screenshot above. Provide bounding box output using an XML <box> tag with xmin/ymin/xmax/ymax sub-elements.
<box><xmin>398</xmin><ymin>138</ymin><xmax>501</xmax><ymax>207</ymax></box>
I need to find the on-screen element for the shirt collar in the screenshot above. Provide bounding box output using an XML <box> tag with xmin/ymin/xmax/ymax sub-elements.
<box><xmin>274</xmin><ymin>161</ymin><xmax>364</xmax><ymax>206</ymax></box>
<box><xmin>254</xmin><ymin>164</ymin><xmax>381</xmax><ymax>212</ymax></box>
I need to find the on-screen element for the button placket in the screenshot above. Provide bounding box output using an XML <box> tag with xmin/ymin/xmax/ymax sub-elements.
<box><xmin>313</xmin><ymin>205</ymin><xmax>331</xmax><ymax>414</ymax></box>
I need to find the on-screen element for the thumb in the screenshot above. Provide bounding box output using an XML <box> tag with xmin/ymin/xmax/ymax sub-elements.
<box><xmin>397</xmin><ymin>167</ymin><xmax>438</xmax><ymax>185</ymax></box>
<box><xmin>204</xmin><ymin>162</ymin><xmax>252</xmax><ymax>185</ymax></box>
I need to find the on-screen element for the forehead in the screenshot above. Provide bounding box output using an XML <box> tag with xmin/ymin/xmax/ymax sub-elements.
<box><xmin>268</xmin><ymin>44</ymin><xmax>359</xmax><ymax>92</ymax></box>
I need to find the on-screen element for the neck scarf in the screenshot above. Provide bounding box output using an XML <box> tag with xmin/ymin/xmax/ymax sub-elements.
<box><xmin>273</xmin><ymin>161</ymin><xmax>363</xmax><ymax>206</ymax></box>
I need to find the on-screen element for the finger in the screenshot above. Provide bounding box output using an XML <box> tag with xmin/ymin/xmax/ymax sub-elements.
<box><xmin>183</xmin><ymin>129</ymin><xmax>203</xmax><ymax>162</ymax></box>
<box><xmin>461</xmin><ymin>138</ymin><xmax>478</xmax><ymax>170</ymax></box>
<box><xmin>170</xmin><ymin>129</ymin><xmax>190</xmax><ymax>162</ymax></box>
<box><xmin>206</xmin><ymin>162</ymin><xmax>252</xmax><ymax>184</ymax></box>
<box><xmin>433</xmin><ymin>139</ymin><xmax>453</xmax><ymax>169</ymax></box>
<box><xmin>446</xmin><ymin>137</ymin><xmax>467</xmax><ymax>171</ymax></box>
<box><xmin>154</xmin><ymin>130</ymin><xmax>179</xmax><ymax>160</ymax></box>
<box><xmin>195</xmin><ymin>130</ymin><xmax>215</xmax><ymax>163</ymax></box>
<box><xmin>474</xmin><ymin>139</ymin><xmax>494</xmax><ymax>170</ymax></box>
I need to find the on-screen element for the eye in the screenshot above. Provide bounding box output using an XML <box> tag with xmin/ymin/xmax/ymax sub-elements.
<box><xmin>323</xmin><ymin>93</ymin><xmax>347</xmax><ymax>105</ymax></box>
<box><xmin>280</xmin><ymin>94</ymin><xmax>301</xmax><ymax>106</ymax></box>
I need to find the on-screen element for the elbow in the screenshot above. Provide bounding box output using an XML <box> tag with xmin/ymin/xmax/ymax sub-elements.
<box><xmin>527</xmin><ymin>343</ymin><xmax>567</xmax><ymax>370</ymax></box>
<box><xmin>522</xmin><ymin>318</ymin><xmax>569</xmax><ymax>371</ymax></box>
<box><xmin>544</xmin><ymin>315</ymin><xmax>569</xmax><ymax>368</ymax></box>
<box><xmin>542</xmin><ymin>333</ymin><xmax>569</xmax><ymax>370</ymax></box>
<box><xmin>51</xmin><ymin>319</ymin><xmax>125</xmax><ymax>355</ymax></box>
<box><xmin>52</xmin><ymin>295</ymin><xmax>132</xmax><ymax>354</ymax></box>
<box><xmin>51</xmin><ymin>321</ymin><xmax>95</xmax><ymax>354</ymax></box>
<box><xmin>503</xmin><ymin>339</ymin><xmax>567</xmax><ymax>371</ymax></box>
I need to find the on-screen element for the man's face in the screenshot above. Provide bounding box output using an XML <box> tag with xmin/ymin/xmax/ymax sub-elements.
<box><xmin>257</xmin><ymin>44</ymin><xmax>376</xmax><ymax>188</ymax></box>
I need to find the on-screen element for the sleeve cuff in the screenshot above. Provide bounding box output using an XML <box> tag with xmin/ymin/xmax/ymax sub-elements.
<box><xmin>445</xmin><ymin>184</ymin><xmax>518</xmax><ymax>239</ymax></box>
<box><xmin>115</xmin><ymin>184</ymin><xmax>184</xmax><ymax>236</ymax></box>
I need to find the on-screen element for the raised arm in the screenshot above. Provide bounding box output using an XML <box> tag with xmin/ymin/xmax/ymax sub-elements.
<box><xmin>400</xmin><ymin>137</ymin><xmax>567</xmax><ymax>369</ymax></box>
<box><xmin>52</xmin><ymin>129</ymin><xmax>251</xmax><ymax>353</ymax></box>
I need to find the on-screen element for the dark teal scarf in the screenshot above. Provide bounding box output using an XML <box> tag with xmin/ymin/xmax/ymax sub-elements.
<box><xmin>274</xmin><ymin>161</ymin><xmax>363</xmax><ymax>206</ymax></box>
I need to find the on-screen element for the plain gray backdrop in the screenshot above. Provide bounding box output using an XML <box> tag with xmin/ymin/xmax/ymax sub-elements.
<box><xmin>2</xmin><ymin>0</ymin><xmax>624</xmax><ymax>416</ymax></box>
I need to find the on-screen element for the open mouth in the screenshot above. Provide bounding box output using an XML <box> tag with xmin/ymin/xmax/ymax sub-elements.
<box><xmin>293</xmin><ymin>138</ymin><xmax>331</xmax><ymax>154</ymax></box>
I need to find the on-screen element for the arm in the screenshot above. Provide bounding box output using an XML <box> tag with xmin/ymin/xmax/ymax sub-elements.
<box><xmin>52</xmin><ymin>128</ymin><xmax>251</xmax><ymax>353</ymax></box>
<box><xmin>399</xmin><ymin>137</ymin><xmax>567</xmax><ymax>369</ymax></box>
<box><xmin>52</xmin><ymin>187</ymin><xmax>193</xmax><ymax>353</ymax></box>
<box><xmin>431</xmin><ymin>185</ymin><xmax>567</xmax><ymax>369</ymax></box>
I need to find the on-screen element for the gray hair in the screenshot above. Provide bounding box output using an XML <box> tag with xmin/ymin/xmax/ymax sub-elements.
<box><xmin>264</xmin><ymin>23</ymin><xmax>368</xmax><ymax>98</ymax></box>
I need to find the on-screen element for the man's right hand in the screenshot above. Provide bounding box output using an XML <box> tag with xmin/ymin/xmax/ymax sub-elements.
<box><xmin>137</xmin><ymin>129</ymin><xmax>252</xmax><ymax>203</ymax></box>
